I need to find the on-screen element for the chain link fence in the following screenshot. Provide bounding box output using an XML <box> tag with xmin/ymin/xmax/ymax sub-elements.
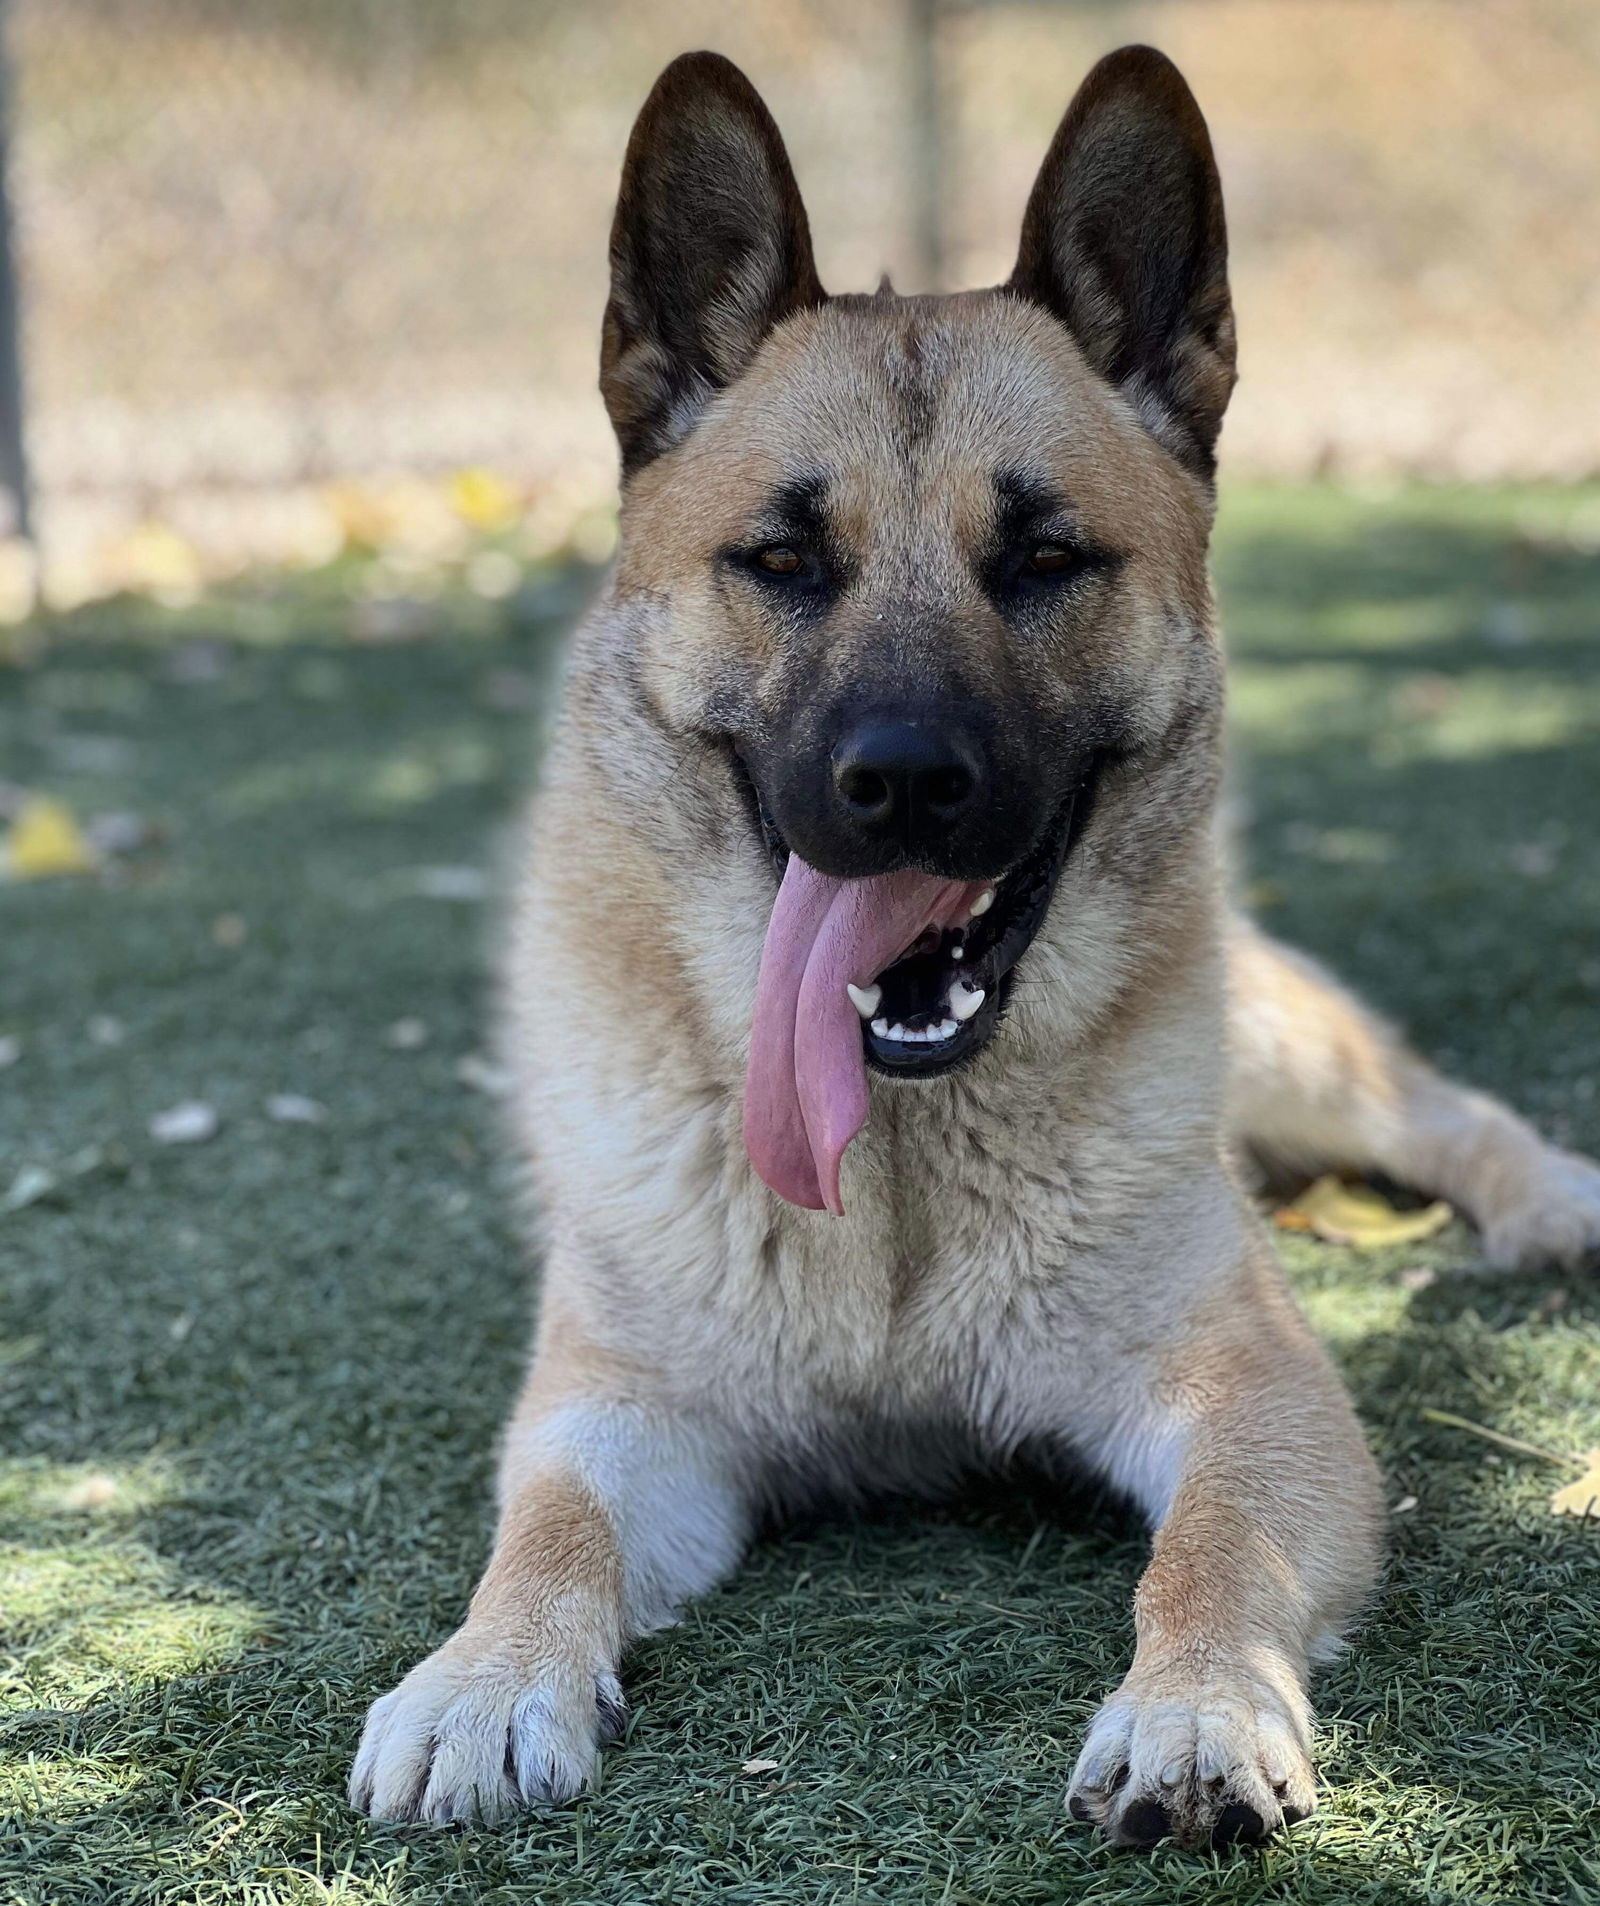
<box><xmin>7</xmin><ymin>0</ymin><xmax>1600</xmax><ymax>611</ymax></box>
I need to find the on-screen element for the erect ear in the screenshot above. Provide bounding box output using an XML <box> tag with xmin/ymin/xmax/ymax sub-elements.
<box><xmin>1008</xmin><ymin>46</ymin><xmax>1235</xmax><ymax>480</ymax></box>
<box><xmin>601</xmin><ymin>52</ymin><xmax>825</xmax><ymax>477</ymax></box>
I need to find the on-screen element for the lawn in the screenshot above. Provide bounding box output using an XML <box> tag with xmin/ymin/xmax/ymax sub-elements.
<box><xmin>3</xmin><ymin>484</ymin><xmax>1599</xmax><ymax>1906</ymax></box>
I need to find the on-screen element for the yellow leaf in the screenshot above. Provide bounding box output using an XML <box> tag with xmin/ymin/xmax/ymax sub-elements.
<box><xmin>105</xmin><ymin>520</ymin><xmax>202</xmax><ymax>601</ymax></box>
<box><xmin>5</xmin><ymin>796</ymin><xmax>97</xmax><ymax>879</ymax></box>
<box><xmin>325</xmin><ymin>478</ymin><xmax>461</xmax><ymax>558</ymax></box>
<box><xmin>1276</xmin><ymin>1174</ymin><xmax>1452</xmax><ymax>1249</ymax></box>
<box><xmin>1550</xmin><ymin>1451</ymin><xmax>1600</xmax><ymax>1519</ymax></box>
<box><xmin>448</xmin><ymin>467</ymin><xmax>521</xmax><ymax>534</ymax></box>
<box><xmin>324</xmin><ymin>480</ymin><xmax>394</xmax><ymax>550</ymax></box>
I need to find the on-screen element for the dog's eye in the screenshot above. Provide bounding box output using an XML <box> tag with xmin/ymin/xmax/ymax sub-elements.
<box><xmin>1026</xmin><ymin>543</ymin><xmax>1078</xmax><ymax>577</ymax></box>
<box><xmin>755</xmin><ymin>545</ymin><xmax>804</xmax><ymax>576</ymax></box>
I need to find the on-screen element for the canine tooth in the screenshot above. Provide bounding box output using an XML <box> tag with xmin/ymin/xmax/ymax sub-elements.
<box><xmin>949</xmin><ymin>979</ymin><xmax>986</xmax><ymax>1022</ymax></box>
<box><xmin>871</xmin><ymin>1017</ymin><xmax>890</xmax><ymax>1037</ymax></box>
<box><xmin>970</xmin><ymin>888</ymin><xmax>995</xmax><ymax>917</ymax></box>
<box><xmin>951</xmin><ymin>945</ymin><xmax>963</xmax><ymax>961</ymax></box>
<box><xmin>847</xmin><ymin>982</ymin><xmax>882</xmax><ymax>1019</ymax></box>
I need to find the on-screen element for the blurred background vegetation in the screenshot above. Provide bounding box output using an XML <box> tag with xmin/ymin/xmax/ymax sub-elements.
<box><xmin>5</xmin><ymin>0</ymin><xmax>1600</xmax><ymax>624</ymax></box>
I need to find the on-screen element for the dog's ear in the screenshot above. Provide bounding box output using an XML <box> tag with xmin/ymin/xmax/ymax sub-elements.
<box><xmin>601</xmin><ymin>52</ymin><xmax>825</xmax><ymax>476</ymax></box>
<box><xmin>1009</xmin><ymin>46</ymin><xmax>1235</xmax><ymax>479</ymax></box>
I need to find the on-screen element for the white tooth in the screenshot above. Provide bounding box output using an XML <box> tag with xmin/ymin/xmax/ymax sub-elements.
<box><xmin>970</xmin><ymin>888</ymin><xmax>995</xmax><ymax>917</ymax></box>
<box><xmin>951</xmin><ymin>945</ymin><xmax>963</xmax><ymax>961</ymax></box>
<box><xmin>939</xmin><ymin>1018</ymin><xmax>958</xmax><ymax>1037</ymax></box>
<box><xmin>949</xmin><ymin>979</ymin><xmax>986</xmax><ymax>1022</ymax></box>
<box><xmin>847</xmin><ymin>982</ymin><xmax>882</xmax><ymax>1019</ymax></box>
<box><xmin>886</xmin><ymin>1022</ymin><xmax>910</xmax><ymax>1041</ymax></box>
<box><xmin>871</xmin><ymin>1017</ymin><xmax>890</xmax><ymax>1037</ymax></box>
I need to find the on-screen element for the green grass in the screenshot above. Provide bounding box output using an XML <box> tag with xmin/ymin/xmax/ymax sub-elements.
<box><xmin>3</xmin><ymin>483</ymin><xmax>1600</xmax><ymax>1906</ymax></box>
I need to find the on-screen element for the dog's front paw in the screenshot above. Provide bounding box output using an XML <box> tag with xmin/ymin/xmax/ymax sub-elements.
<box><xmin>349</xmin><ymin>1626</ymin><xmax>626</xmax><ymax>1825</ymax></box>
<box><xmin>1066</xmin><ymin>1673</ymin><xmax>1315</xmax><ymax>1852</ymax></box>
<box><xmin>1478</xmin><ymin>1145</ymin><xmax>1600</xmax><ymax>1273</ymax></box>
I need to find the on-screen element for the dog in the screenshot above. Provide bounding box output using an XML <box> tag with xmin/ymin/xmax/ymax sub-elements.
<box><xmin>350</xmin><ymin>46</ymin><xmax>1600</xmax><ymax>1849</ymax></box>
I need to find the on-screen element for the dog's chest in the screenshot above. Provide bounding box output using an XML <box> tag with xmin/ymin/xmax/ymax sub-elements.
<box><xmin>700</xmin><ymin>1089</ymin><xmax>1146</xmax><ymax>1418</ymax></box>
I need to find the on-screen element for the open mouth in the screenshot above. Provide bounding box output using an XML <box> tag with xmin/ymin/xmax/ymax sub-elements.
<box><xmin>740</xmin><ymin>761</ymin><xmax>1104</xmax><ymax>1082</ymax></box>
<box><xmin>735</xmin><ymin>748</ymin><xmax>1108</xmax><ymax>1212</ymax></box>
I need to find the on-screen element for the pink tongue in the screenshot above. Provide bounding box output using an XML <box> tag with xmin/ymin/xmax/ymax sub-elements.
<box><xmin>744</xmin><ymin>856</ymin><xmax>987</xmax><ymax>1215</ymax></box>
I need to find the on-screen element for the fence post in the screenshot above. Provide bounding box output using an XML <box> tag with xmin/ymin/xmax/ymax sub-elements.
<box><xmin>906</xmin><ymin>0</ymin><xmax>947</xmax><ymax>291</ymax></box>
<box><xmin>0</xmin><ymin>0</ymin><xmax>31</xmax><ymax>550</ymax></box>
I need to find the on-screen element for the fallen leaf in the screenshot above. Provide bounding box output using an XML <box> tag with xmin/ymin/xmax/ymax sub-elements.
<box><xmin>1550</xmin><ymin>1451</ymin><xmax>1600</xmax><ymax>1520</ymax></box>
<box><xmin>3</xmin><ymin>1164</ymin><xmax>57</xmax><ymax>1212</ymax></box>
<box><xmin>0</xmin><ymin>1034</ymin><xmax>20</xmax><ymax>1070</ymax></box>
<box><xmin>85</xmin><ymin>810</ymin><xmax>156</xmax><ymax>856</ymax></box>
<box><xmin>1276</xmin><ymin>1176</ymin><xmax>1452</xmax><ymax>1249</ymax></box>
<box><xmin>104</xmin><ymin>520</ymin><xmax>202</xmax><ymax>603</ymax></box>
<box><xmin>266</xmin><ymin>1094</ymin><xmax>326</xmax><ymax>1124</ymax></box>
<box><xmin>150</xmin><ymin>1101</ymin><xmax>219</xmax><ymax>1145</ymax></box>
<box><xmin>1510</xmin><ymin>841</ymin><xmax>1557</xmax><ymax>879</ymax></box>
<box><xmin>456</xmin><ymin>1055</ymin><xmax>512</xmax><ymax>1098</ymax></box>
<box><xmin>2</xmin><ymin>1145</ymin><xmax>103</xmax><ymax>1214</ymax></box>
<box><xmin>740</xmin><ymin>1758</ymin><xmax>780</xmax><ymax>1776</ymax></box>
<box><xmin>1392</xmin><ymin>1495</ymin><xmax>1418</xmax><ymax>1515</ymax></box>
<box><xmin>385</xmin><ymin>1017</ymin><xmax>430</xmax><ymax>1050</ymax></box>
<box><xmin>5</xmin><ymin>795</ymin><xmax>97</xmax><ymax>879</ymax></box>
<box><xmin>449</xmin><ymin>467</ymin><xmax>522</xmax><ymax>534</ymax></box>
<box><xmin>62</xmin><ymin>1472</ymin><xmax>120</xmax><ymax>1511</ymax></box>
<box><xmin>1421</xmin><ymin>1409</ymin><xmax>1600</xmax><ymax>1522</ymax></box>
<box><xmin>88</xmin><ymin>1015</ymin><xmax>125</xmax><ymax>1046</ymax></box>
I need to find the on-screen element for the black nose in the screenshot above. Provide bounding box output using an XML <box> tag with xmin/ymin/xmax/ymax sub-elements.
<box><xmin>830</xmin><ymin>719</ymin><xmax>985</xmax><ymax>845</ymax></box>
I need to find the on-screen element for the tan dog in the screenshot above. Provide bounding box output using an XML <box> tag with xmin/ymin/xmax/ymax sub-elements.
<box><xmin>350</xmin><ymin>47</ymin><xmax>1600</xmax><ymax>1849</ymax></box>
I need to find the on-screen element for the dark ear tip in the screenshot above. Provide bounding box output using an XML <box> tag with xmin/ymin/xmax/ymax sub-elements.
<box><xmin>648</xmin><ymin>49</ymin><xmax>764</xmax><ymax>106</ymax></box>
<box><xmin>1079</xmin><ymin>43</ymin><xmax>1207</xmax><ymax>122</ymax></box>
<box><xmin>1083</xmin><ymin>43</ymin><xmax>1186</xmax><ymax>87</ymax></box>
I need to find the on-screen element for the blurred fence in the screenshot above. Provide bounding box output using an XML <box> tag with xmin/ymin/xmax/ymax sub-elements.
<box><xmin>7</xmin><ymin>0</ymin><xmax>1600</xmax><ymax>610</ymax></box>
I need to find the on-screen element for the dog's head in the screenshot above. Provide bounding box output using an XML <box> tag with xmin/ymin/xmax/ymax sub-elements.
<box><xmin>598</xmin><ymin>48</ymin><xmax>1235</xmax><ymax>1212</ymax></box>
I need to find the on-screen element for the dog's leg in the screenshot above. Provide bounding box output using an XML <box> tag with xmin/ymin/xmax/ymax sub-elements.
<box><xmin>349</xmin><ymin>1328</ymin><xmax>749</xmax><ymax>1824</ymax></box>
<box><xmin>1226</xmin><ymin>914</ymin><xmax>1600</xmax><ymax>1270</ymax></box>
<box><xmin>1066</xmin><ymin>1256</ymin><xmax>1384</xmax><ymax>1851</ymax></box>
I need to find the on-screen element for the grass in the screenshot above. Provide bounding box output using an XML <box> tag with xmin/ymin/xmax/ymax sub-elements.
<box><xmin>3</xmin><ymin>483</ymin><xmax>1600</xmax><ymax>1906</ymax></box>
